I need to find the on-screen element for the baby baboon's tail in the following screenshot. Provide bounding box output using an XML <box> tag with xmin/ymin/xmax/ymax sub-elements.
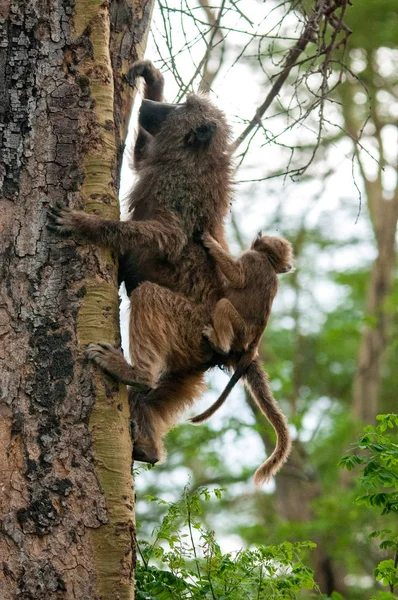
<box><xmin>244</xmin><ymin>356</ymin><xmax>291</xmax><ymax>485</ymax></box>
<box><xmin>190</xmin><ymin>352</ymin><xmax>253</xmax><ymax>424</ymax></box>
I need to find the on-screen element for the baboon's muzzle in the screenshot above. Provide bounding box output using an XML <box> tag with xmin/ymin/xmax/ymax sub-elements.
<box><xmin>139</xmin><ymin>99</ymin><xmax>179</xmax><ymax>135</ymax></box>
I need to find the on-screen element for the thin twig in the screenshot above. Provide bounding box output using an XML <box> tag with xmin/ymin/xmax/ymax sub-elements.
<box><xmin>231</xmin><ymin>0</ymin><xmax>351</xmax><ymax>153</ymax></box>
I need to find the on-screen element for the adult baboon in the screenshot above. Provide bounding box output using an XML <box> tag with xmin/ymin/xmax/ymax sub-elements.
<box><xmin>49</xmin><ymin>84</ymin><xmax>232</xmax><ymax>462</ymax></box>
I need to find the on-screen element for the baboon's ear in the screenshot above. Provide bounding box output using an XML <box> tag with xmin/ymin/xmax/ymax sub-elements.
<box><xmin>251</xmin><ymin>231</ymin><xmax>263</xmax><ymax>249</ymax></box>
<box><xmin>186</xmin><ymin>122</ymin><xmax>217</xmax><ymax>148</ymax></box>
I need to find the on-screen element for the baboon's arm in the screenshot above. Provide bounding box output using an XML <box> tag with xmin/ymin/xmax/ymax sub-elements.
<box><xmin>48</xmin><ymin>204</ymin><xmax>187</xmax><ymax>260</ymax></box>
<box><xmin>203</xmin><ymin>233</ymin><xmax>245</xmax><ymax>288</ymax></box>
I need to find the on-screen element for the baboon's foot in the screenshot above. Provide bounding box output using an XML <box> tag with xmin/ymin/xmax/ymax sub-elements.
<box><xmin>86</xmin><ymin>343</ymin><xmax>149</xmax><ymax>390</ymax></box>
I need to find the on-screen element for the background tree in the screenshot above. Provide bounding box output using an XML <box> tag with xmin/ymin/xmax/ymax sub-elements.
<box><xmin>0</xmin><ymin>1</ymin><xmax>153</xmax><ymax>597</ymax></box>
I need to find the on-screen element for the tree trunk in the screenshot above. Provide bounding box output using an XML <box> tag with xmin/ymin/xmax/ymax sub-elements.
<box><xmin>0</xmin><ymin>1</ymin><xmax>154</xmax><ymax>598</ymax></box>
<box><xmin>340</xmin><ymin>69</ymin><xmax>398</xmax><ymax>424</ymax></box>
<box><xmin>352</xmin><ymin>190</ymin><xmax>398</xmax><ymax>422</ymax></box>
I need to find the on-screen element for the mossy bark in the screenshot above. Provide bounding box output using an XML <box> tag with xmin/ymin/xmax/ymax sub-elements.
<box><xmin>0</xmin><ymin>0</ymin><xmax>154</xmax><ymax>598</ymax></box>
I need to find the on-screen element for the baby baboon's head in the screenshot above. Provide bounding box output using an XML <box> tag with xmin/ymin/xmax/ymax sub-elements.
<box><xmin>251</xmin><ymin>234</ymin><xmax>294</xmax><ymax>274</ymax></box>
<box><xmin>138</xmin><ymin>94</ymin><xmax>231</xmax><ymax>165</ymax></box>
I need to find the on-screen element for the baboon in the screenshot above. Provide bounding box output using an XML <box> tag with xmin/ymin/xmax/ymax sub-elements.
<box><xmin>48</xmin><ymin>61</ymin><xmax>292</xmax><ymax>484</ymax></box>
<box><xmin>190</xmin><ymin>232</ymin><xmax>294</xmax><ymax>484</ymax></box>
<box><xmin>48</xmin><ymin>67</ymin><xmax>232</xmax><ymax>463</ymax></box>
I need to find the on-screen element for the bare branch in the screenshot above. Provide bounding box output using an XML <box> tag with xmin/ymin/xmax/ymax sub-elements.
<box><xmin>231</xmin><ymin>0</ymin><xmax>352</xmax><ymax>153</ymax></box>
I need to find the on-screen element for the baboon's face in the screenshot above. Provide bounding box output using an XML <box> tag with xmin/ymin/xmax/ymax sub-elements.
<box><xmin>251</xmin><ymin>234</ymin><xmax>294</xmax><ymax>274</ymax></box>
<box><xmin>139</xmin><ymin>99</ymin><xmax>179</xmax><ymax>136</ymax></box>
<box><xmin>138</xmin><ymin>94</ymin><xmax>231</xmax><ymax>162</ymax></box>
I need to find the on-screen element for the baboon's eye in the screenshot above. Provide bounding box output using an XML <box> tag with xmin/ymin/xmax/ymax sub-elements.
<box><xmin>185</xmin><ymin>122</ymin><xmax>217</xmax><ymax>147</ymax></box>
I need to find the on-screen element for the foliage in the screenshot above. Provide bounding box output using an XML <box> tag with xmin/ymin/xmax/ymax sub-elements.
<box><xmin>339</xmin><ymin>415</ymin><xmax>398</xmax><ymax>597</ymax></box>
<box><xmin>136</xmin><ymin>417</ymin><xmax>398</xmax><ymax>598</ymax></box>
<box><xmin>135</xmin><ymin>485</ymin><xmax>319</xmax><ymax>599</ymax></box>
<box><xmin>344</xmin><ymin>0</ymin><xmax>398</xmax><ymax>50</ymax></box>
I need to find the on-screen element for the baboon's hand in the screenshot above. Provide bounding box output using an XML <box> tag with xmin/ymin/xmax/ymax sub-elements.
<box><xmin>126</xmin><ymin>60</ymin><xmax>148</xmax><ymax>86</ymax></box>
<box><xmin>47</xmin><ymin>202</ymin><xmax>84</xmax><ymax>236</ymax></box>
<box><xmin>202</xmin><ymin>232</ymin><xmax>217</xmax><ymax>250</ymax></box>
<box><xmin>126</xmin><ymin>60</ymin><xmax>156</xmax><ymax>87</ymax></box>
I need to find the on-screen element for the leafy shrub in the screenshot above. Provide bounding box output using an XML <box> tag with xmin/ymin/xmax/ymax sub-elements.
<box><xmin>135</xmin><ymin>484</ymin><xmax>319</xmax><ymax>599</ymax></box>
<box><xmin>339</xmin><ymin>414</ymin><xmax>398</xmax><ymax>598</ymax></box>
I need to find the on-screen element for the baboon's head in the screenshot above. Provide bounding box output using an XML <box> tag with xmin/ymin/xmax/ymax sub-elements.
<box><xmin>251</xmin><ymin>234</ymin><xmax>294</xmax><ymax>274</ymax></box>
<box><xmin>138</xmin><ymin>94</ymin><xmax>231</xmax><ymax>165</ymax></box>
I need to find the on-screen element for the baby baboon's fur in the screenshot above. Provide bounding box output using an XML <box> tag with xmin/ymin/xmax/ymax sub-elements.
<box><xmin>191</xmin><ymin>233</ymin><xmax>294</xmax><ymax>484</ymax></box>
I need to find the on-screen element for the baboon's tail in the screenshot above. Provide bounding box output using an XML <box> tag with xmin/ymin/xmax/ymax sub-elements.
<box><xmin>189</xmin><ymin>352</ymin><xmax>253</xmax><ymax>424</ymax></box>
<box><xmin>244</xmin><ymin>357</ymin><xmax>291</xmax><ymax>486</ymax></box>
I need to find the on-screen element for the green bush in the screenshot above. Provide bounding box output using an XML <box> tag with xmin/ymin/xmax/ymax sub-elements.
<box><xmin>339</xmin><ymin>414</ymin><xmax>398</xmax><ymax>598</ymax></box>
<box><xmin>135</xmin><ymin>485</ymin><xmax>319</xmax><ymax>599</ymax></box>
<box><xmin>136</xmin><ymin>414</ymin><xmax>398</xmax><ymax>599</ymax></box>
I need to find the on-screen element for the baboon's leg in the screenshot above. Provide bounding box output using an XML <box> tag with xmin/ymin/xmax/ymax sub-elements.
<box><xmin>131</xmin><ymin>371</ymin><xmax>207</xmax><ymax>463</ymax></box>
<box><xmin>203</xmin><ymin>234</ymin><xmax>245</xmax><ymax>288</ymax></box>
<box><xmin>86</xmin><ymin>343</ymin><xmax>150</xmax><ymax>389</ymax></box>
<box><xmin>88</xmin><ymin>282</ymin><xmax>208</xmax><ymax>391</ymax></box>
<box><xmin>129</xmin><ymin>282</ymin><xmax>209</xmax><ymax>376</ymax></box>
<box><xmin>204</xmin><ymin>298</ymin><xmax>248</xmax><ymax>353</ymax></box>
<box><xmin>129</xmin><ymin>393</ymin><xmax>165</xmax><ymax>464</ymax></box>
<box><xmin>127</xmin><ymin>282</ymin><xmax>210</xmax><ymax>464</ymax></box>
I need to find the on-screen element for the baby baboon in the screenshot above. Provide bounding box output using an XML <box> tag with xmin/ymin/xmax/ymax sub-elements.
<box><xmin>190</xmin><ymin>232</ymin><xmax>294</xmax><ymax>484</ymax></box>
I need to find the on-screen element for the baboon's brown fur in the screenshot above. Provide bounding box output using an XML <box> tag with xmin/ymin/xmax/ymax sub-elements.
<box><xmin>191</xmin><ymin>233</ymin><xmax>294</xmax><ymax>484</ymax></box>
<box><xmin>48</xmin><ymin>61</ymin><xmax>293</xmax><ymax>484</ymax></box>
<box><xmin>202</xmin><ymin>233</ymin><xmax>293</xmax><ymax>354</ymax></box>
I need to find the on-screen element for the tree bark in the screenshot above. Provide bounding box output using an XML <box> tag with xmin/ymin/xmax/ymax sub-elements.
<box><xmin>0</xmin><ymin>1</ymin><xmax>154</xmax><ymax>598</ymax></box>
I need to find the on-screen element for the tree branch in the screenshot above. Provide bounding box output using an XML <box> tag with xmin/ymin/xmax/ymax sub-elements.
<box><xmin>231</xmin><ymin>0</ymin><xmax>352</xmax><ymax>153</ymax></box>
